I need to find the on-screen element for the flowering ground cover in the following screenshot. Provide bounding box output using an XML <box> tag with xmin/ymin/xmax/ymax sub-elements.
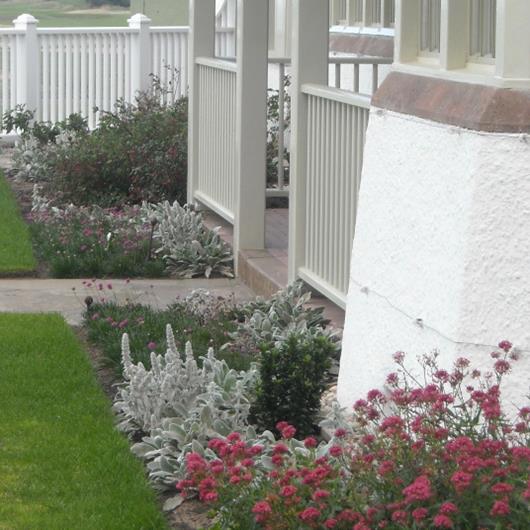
<box><xmin>0</xmin><ymin>313</ymin><xmax>168</xmax><ymax>529</ymax></box>
<box><xmin>29</xmin><ymin>202</ymin><xmax>168</xmax><ymax>278</ymax></box>
<box><xmin>0</xmin><ymin>173</ymin><xmax>35</xmax><ymax>274</ymax></box>
<box><xmin>83</xmin><ymin>295</ymin><xmax>246</xmax><ymax>373</ymax></box>
<box><xmin>176</xmin><ymin>343</ymin><xmax>530</xmax><ymax>529</ymax></box>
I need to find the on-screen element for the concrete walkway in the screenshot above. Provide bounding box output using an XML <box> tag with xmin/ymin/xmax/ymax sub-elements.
<box><xmin>0</xmin><ymin>278</ymin><xmax>254</xmax><ymax>326</ymax></box>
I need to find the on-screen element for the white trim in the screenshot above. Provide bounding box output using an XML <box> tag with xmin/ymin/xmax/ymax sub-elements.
<box><xmin>393</xmin><ymin>60</ymin><xmax>530</xmax><ymax>89</ymax></box>
<box><xmin>330</xmin><ymin>24</ymin><xmax>394</xmax><ymax>37</ymax></box>
<box><xmin>195</xmin><ymin>56</ymin><xmax>238</xmax><ymax>72</ymax></box>
<box><xmin>298</xmin><ymin>267</ymin><xmax>347</xmax><ymax>309</ymax></box>
<box><xmin>194</xmin><ymin>191</ymin><xmax>235</xmax><ymax>224</ymax></box>
<box><xmin>302</xmin><ymin>83</ymin><xmax>371</xmax><ymax>108</ymax></box>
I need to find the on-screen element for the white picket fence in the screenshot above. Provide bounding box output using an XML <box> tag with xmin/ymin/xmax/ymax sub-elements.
<box><xmin>0</xmin><ymin>13</ymin><xmax>235</xmax><ymax>131</ymax></box>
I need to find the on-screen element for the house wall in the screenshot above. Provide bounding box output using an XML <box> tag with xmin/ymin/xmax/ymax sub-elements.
<box><xmin>338</xmin><ymin>102</ymin><xmax>530</xmax><ymax>416</ymax></box>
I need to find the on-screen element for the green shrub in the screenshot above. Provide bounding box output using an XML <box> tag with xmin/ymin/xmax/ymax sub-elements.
<box><xmin>251</xmin><ymin>333</ymin><xmax>333</xmax><ymax>436</ymax></box>
<box><xmin>5</xmin><ymin>79</ymin><xmax>188</xmax><ymax>208</ymax></box>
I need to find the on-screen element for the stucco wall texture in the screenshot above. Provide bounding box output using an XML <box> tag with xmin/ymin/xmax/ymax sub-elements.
<box><xmin>338</xmin><ymin>108</ymin><xmax>530</xmax><ymax>415</ymax></box>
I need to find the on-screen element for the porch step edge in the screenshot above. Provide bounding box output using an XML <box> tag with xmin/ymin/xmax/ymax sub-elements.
<box><xmin>237</xmin><ymin>249</ymin><xmax>288</xmax><ymax>299</ymax></box>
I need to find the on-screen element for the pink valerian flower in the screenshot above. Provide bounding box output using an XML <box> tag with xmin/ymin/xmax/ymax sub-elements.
<box><xmin>490</xmin><ymin>482</ymin><xmax>514</xmax><ymax>495</ymax></box>
<box><xmin>252</xmin><ymin>501</ymin><xmax>272</xmax><ymax>523</ymax></box>
<box><xmin>304</xmin><ymin>436</ymin><xmax>318</xmax><ymax>448</ymax></box>
<box><xmin>386</xmin><ymin>372</ymin><xmax>399</xmax><ymax>386</ymax></box>
<box><xmin>433</xmin><ymin>514</ymin><xmax>454</xmax><ymax>528</ymax></box>
<box><xmin>411</xmin><ymin>507</ymin><xmax>428</xmax><ymax>522</ymax></box>
<box><xmin>450</xmin><ymin>471</ymin><xmax>473</xmax><ymax>493</ymax></box>
<box><xmin>380</xmin><ymin>415</ymin><xmax>405</xmax><ymax>435</ymax></box>
<box><xmin>334</xmin><ymin>428</ymin><xmax>347</xmax><ymax>438</ymax></box>
<box><xmin>493</xmin><ymin>359</ymin><xmax>511</xmax><ymax>375</ymax></box>
<box><xmin>298</xmin><ymin>507</ymin><xmax>321</xmax><ymax>522</ymax></box>
<box><xmin>393</xmin><ymin>351</ymin><xmax>405</xmax><ymax>363</ymax></box>
<box><xmin>490</xmin><ymin>500</ymin><xmax>510</xmax><ymax>516</ymax></box>
<box><xmin>378</xmin><ymin>460</ymin><xmax>394</xmax><ymax>476</ymax></box>
<box><xmin>367</xmin><ymin>389</ymin><xmax>385</xmax><ymax>403</ymax></box>
<box><xmin>402</xmin><ymin>475</ymin><xmax>433</xmax><ymax>503</ymax></box>
<box><xmin>439</xmin><ymin>502</ymin><xmax>458</xmax><ymax>515</ymax></box>
<box><xmin>391</xmin><ymin>510</ymin><xmax>408</xmax><ymax>523</ymax></box>
<box><xmin>281</xmin><ymin>424</ymin><xmax>296</xmax><ymax>439</ymax></box>
<box><xmin>273</xmin><ymin>443</ymin><xmax>289</xmax><ymax>454</ymax></box>
<box><xmin>498</xmin><ymin>340</ymin><xmax>512</xmax><ymax>352</ymax></box>
<box><xmin>312</xmin><ymin>489</ymin><xmax>331</xmax><ymax>501</ymax></box>
<box><xmin>280</xmin><ymin>485</ymin><xmax>297</xmax><ymax>497</ymax></box>
<box><xmin>328</xmin><ymin>445</ymin><xmax>343</xmax><ymax>457</ymax></box>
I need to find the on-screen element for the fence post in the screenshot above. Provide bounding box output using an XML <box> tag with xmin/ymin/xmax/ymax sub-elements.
<box><xmin>128</xmin><ymin>13</ymin><xmax>152</xmax><ymax>96</ymax></box>
<box><xmin>233</xmin><ymin>0</ymin><xmax>268</xmax><ymax>261</ymax></box>
<box><xmin>13</xmin><ymin>14</ymin><xmax>40</xmax><ymax>117</ymax></box>
<box><xmin>288</xmin><ymin>0</ymin><xmax>329</xmax><ymax>283</ymax></box>
<box><xmin>187</xmin><ymin>0</ymin><xmax>216</xmax><ymax>206</ymax></box>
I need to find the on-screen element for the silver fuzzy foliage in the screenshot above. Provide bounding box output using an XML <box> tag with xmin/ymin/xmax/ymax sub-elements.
<box><xmin>142</xmin><ymin>200</ymin><xmax>234</xmax><ymax>279</ymax></box>
<box><xmin>228</xmin><ymin>280</ymin><xmax>340</xmax><ymax>352</ymax></box>
<box><xmin>114</xmin><ymin>324</ymin><xmax>258</xmax><ymax>490</ymax></box>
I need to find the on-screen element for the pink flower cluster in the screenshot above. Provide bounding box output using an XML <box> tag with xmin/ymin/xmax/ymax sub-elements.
<box><xmin>179</xmin><ymin>342</ymin><xmax>530</xmax><ymax>529</ymax></box>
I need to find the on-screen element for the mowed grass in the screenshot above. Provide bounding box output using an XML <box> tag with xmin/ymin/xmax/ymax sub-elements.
<box><xmin>0</xmin><ymin>0</ymin><xmax>130</xmax><ymax>28</ymax></box>
<box><xmin>0</xmin><ymin>313</ymin><xmax>168</xmax><ymax>530</ymax></box>
<box><xmin>0</xmin><ymin>172</ymin><xmax>36</xmax><ymax>274</ymax></box>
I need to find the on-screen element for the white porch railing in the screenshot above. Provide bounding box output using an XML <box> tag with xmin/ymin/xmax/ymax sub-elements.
<box><xmin>298</xmin><ymin>85</ymin><xmax>370</xmax><ymax>304</ymax></box>
<box><xmin>0</xmin><ymin>14</ymin><xmax>235</xmax><ymax>131</ymax></box>
<box><xmin>266</xmin><ymin>55</ymin><xmax>390</xmax><ymax>196</ymax></box>
<box><xmin>195</xmin><ymin>58</ymin><xmax>237</xmax><ymax>223</ymax></box>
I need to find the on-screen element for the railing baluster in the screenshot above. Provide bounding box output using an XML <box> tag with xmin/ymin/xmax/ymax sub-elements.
<box><xmin>277</xmin><ymin>62</ymin><xmax>285</xmax><ymax>191</ymax></box>
<box><xmin>372</xmin><ymin>63</ymin><xmax>379</xmax><ymax>94</ymax></box>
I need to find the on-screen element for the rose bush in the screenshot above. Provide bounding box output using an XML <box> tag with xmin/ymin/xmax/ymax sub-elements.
<box><xmin>179</xmin><ymin>342</ymin><xmax>530</xmax><ymax>529</ymax></box>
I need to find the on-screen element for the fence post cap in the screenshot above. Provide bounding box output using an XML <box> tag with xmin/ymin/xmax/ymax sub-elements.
<box><xmin>13</xmin><ymin>13</ymin><xmax>39</xmax><ymax>27</ymax></box>
<box><xmin>127</xmin><ymin>13</ymin><xmax>152</xmax><ymax>27</ymax></box>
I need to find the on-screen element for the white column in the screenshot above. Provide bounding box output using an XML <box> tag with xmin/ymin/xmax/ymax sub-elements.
<box><xmin>187</xmin><ymin>0</ymin><xmax>215</xmax><ymax>206</ymax></box>
<box><xmin>13</xmin><ymin>14</ymin><xmax>40</xmax><ymax>116</ymax></box>
<box><xmin>288</xmin><ymin>0</ymin><xmax>329</xmax><ymax>283</ymax></box>
<box><xmin>440</xmin><ymin>0</ymin><xmax>469</xmax><ymax>70</ymax></box>
<box><xmin>128</xmin><ymin>13</ymin><xmax>152</xmax><ymax>95</ymax></box>
<box><xmin>395</xmin><ymin>0</ymin><xmax>421</xmax><ymax>63</ymax></box>
<box><xmin>233</xmin><ymin>0</ymin><xmax>268</xmax><ymax>257</ymax></box>
<box><xmin>495</xmin><ymin>0</ymin><xmax>530</xmax><ymax>84</ymax></box>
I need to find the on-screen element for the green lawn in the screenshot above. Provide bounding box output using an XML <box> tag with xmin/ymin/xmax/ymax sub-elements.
<box><xmin>0</xmin><ymin>313</ymin><xmax>168</xmax><ymax>529</ymax></box>
<box><xmin>0</xmin><ymin>1</ymin><xmax>130</xmax><ymax>28</ymax></box>
<box><xmin>0</xmin><ymin>172</ymin><xmax>36</xmax><ymax>274</ymax></box>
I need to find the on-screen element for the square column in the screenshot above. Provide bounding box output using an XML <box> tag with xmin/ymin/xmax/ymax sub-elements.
<box><xmin>495</xmin><ymin>0</ymin><xmax>530</xmax><ymax>84</ymax></box>
<box><xmin>233</xmin><ymin>0</ymin><xmax>268</xmax><ymax>255</ymax></box>
<box><xmin>288</xmin><ymin>0</ymin><xmax>329</xmax><ymax>282</ymax></box>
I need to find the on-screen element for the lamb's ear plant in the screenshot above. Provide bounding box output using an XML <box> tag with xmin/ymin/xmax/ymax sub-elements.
<box><xmin>228</xmin><ymin>280</ymin><xmax>340</xmax><ymax>354</ymax></box>
<box><xmin>142</xmin><ymin>200</ymin><xmax>234</xmax><ymax>279</ymax></box>
<box><xmin>114</xmin><ymin>325</ymin><xmax>258</xmax><ymax>492</ymax></box>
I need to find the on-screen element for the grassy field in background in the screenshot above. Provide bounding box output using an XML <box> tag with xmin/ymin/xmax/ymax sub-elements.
<box><xmin>0</xmin><ymin>172</ymin><xmax>36</xmax><ymax>275</ymax></box>
<box><xmin>0</xmin><ymin>0</ymin><xmax>130</xmax><ymax>27</ymax></box>
<box><xmin>0</xmin><ymin>313</ymin><xmax>168</xmax><ymax>529</ymax></box>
